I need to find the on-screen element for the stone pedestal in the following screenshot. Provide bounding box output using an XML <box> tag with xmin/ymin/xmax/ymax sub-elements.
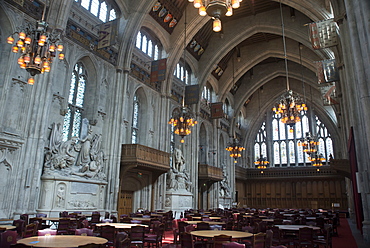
<box><xmin>165</xmin><ymin>189</ymin><xmax>193</xmax><ymax>219</ymax></box>
<box><xmin>219</xmin><ymin>197</ymin><xmax>232</xmax><ymax>209</ymax></box>
<box><xmin>38</xmin><ymin>175</ymin><xmax>107</xmax><ymax>217</ymax></box>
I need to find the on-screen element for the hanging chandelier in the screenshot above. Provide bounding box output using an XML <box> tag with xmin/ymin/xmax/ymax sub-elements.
<box><xmin>255</xmin><ymin>156</ymin><xmax>269</xmax><ymax>172</ymax></box>
<box><xmin>272</xmin><ymin>2</ymin><xmax>307</xmax><ymax>132</ymax></box>
<box><xmin>188</xmin><ymin>0</ymin><xmax>242</xmax><ymax>32</ymax></box>
<box><xmin>226</xmin><ymin>137</ymin><xmax>245</xmax><ymax>163</ymax></box>
<box><xmin>272</xmin><ymin>90</ymin><xmax>307</xmax><ymax>131</ymax></box>
<box><xmin>298</xmin><ymin>132</ymin><xmax>319</xmax><ymax>155</ymax></box>
<box><xmin>168</xmin><ymin>106</ymin><xmax>198</xmax><ymax>143</ymax></box>
<box><xmin>7</xmin><ymin>5</ymin><xmax>64</xmax><ymax>85</ymax></box>
<box><xmin>309</xmin><ymin>152</ymin><xmax>325</xmax><ymax>168</ymax></box>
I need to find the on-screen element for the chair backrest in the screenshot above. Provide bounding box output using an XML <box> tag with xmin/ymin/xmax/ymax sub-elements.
<box><xmin>75</xmin><ymin>228</ymin><xmax>94</xmax><ymax>236</ymax></box>
<box><xmin>177</xmin><ymin>221</ymin><xmax>189</xmax><ymax>233</ymax></box>
<box><xmin>120</xmin><ymin>217</ymin><xmax>132</xmax><ymax>223</ymax></box>
<box><xmin>24</xmin><ymin>223</ymin><xmax>37</xmax><ymax>238</ymax></box>
<box><xmin>184</xmin><ymin>224</ymin><xmax>195</xmax><ymax>233</ymax></box>
<box><xmin>12</xmin><ymin>219</ymin><xmax>25</xmax><ymax>236</ymax></box>
<box><xmin>180</xmin><ymin>232</ymin><xmax>194</xmax><ymax>248</ymax></box>
<box><xmin>265</xmin><ymin>229</ymin><xmax>273</xmax><ymax>248</ymax></box>
<box><xmin>196</xmin><ymin>221</ymin><xmax>210</xmax><ymax>230</ymax></box>
<box><xmin>115</xmin><ymin>231</ymin><xmax>129</xmax><ymax>248</ymax></box>
<box><xmin>130</xmin><ymin>225</ymin><xmax>145</xmax><ymax>242</ymax></box>
<box><xmin>36</xmin><ymin>213</ymin><xmax>47</xmax><ymax>218</ymax></box>
<box><xmin>214</xmin><ymin>234</ymin><xmax>232</xmax><ymax>248</ymax></box>
<box><xmin>252</xmin><ymin>232</ymin><xmax>266</xmax><ymax>248</ymax></box>
<box><xmin>222</xmin><ymin>242</ymin><xmax>246</xmax><ymax>248</ymax></box>
<box><xmin>298</xmin><ymin>227</ymin><xmax>314</xmax><ymax>243</ymax></box>
<box><xmin>0</xmin><ymin>230</ymin><xmax>18</xmax><ymax>248</ymax></box>
<box><xmin>38</xmin><ymin>229</ymin><xmax>57</xmax><ymax>236</ymax></box>
<box><xmin>100</xmin><ymin>225</ymin><xmax>116</xmax><ymax>242</ymax></box>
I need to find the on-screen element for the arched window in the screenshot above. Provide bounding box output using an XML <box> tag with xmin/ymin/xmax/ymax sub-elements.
<box><xmin>62</xmin><ymin>63</ymin><xmax>87</xmax><ymax>141</ymax></box>
<box><xmin>254</xmin><ymin>122</ymin><xmax>267</xmax><ymax>162</ymax></box>
<box><xmin>135</xmin><ymin>29</ymin><xmax>162</xmax><ymax>60</ymax></box>
<box><xmin>254</xmin><ymin>108</ymin><xmax>333</xmax><ymax>167</ymax></box>
<box><xmin>223</xmin><ymin>99</ymin><xmax>230</xmax><ymax>119</ymax></box>
<box><xmin>202</xmin><ymin>84</ymin><xmax>212</xmax><ymax>103</ymax></box>
<box><xmin>75</xmin><ymin>0</ymin><xmax>118</xmax><ymax>23</ymax></box>
<box><xmin>131</xmin><ymin>93</ymin><xmax>139</xmax><ymax>144</ymax></box>
<box><xmin>173</xmin><ymin>59</ymin><xmax>191</xmax><ymax>85</ymax></box>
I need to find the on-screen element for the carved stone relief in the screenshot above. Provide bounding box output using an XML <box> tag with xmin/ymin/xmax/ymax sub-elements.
<box><xmin>43</xmin><ymin>122</ymin><xmax>106</xmax><ymax>181</ymax></box>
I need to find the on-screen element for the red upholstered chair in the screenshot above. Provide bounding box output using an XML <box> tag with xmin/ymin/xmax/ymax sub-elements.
<box><xmin>222</xmin><ymin>242</ymin><xmax>246</xmax><ymax>248</ymax></box>
<box><xmin>12</xmin><ymin>219</ymin><xmax>25</xmax><ymax>237</ymax></box>
<box><xmin>144</xmin><ymin>223</ymin><xmax>165</xmax><ymax>248</ymax></box>
<box><xmin>0</xmin><ymin>230</ymin><xmax>17</xmax><ymax>248</ymax></box>
<box><xmin>75</xmin><ymin>228</ymin><xmax>94</xmax><ymax>236</ymax></box>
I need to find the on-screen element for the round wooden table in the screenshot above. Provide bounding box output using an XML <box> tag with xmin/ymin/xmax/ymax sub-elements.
<box><xmin>191</xmin><ymin>230</ymin><xmax>253</xmax><ymax>239</ymax></box>
<box><xmin>96</xmin><ymin>223</ymin><xmax>148</xmax><ymax>229</ymax></box>
<box><xmin>17</xmin><ymin>235</ymin><xmax>108</xmax><ymax>247</ymax></box>
<box><xmin>185</xmin><ymin>221</ymin><xmax>226</xmax><ymax>225</ymax></box>
<box><xmin>0</xmin><ymin>225</ymin><xmax>16</xmax><ymax>230</ymax></box>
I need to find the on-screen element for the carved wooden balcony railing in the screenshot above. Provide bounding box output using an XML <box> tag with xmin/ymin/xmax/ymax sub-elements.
<box><xmin>121</xmin><ymin>144</ymin><xmax>170</xmax><ymax>174</ymax></box>
<box><xmin>198</xmin><ymin>164</ymin><xmax>223</xmax><ymax>182</ymax></box>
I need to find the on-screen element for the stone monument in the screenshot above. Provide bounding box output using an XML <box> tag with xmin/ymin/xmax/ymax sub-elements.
<box><xmin>38</xmin><ymin>121</ymin><xmax>107</xmax><ymax>216</ymax></box>
<box><xmin>165</xmin><ymin>148</ymin><xmax>192</xmax><ymax>217</ymax></box>
<box><xmin>219</xmin><ymin>165</ymin><xmax>232</xmax><ymax>208</ymax></box>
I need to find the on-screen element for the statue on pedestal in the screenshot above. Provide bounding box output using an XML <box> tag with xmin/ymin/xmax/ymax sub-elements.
<box><xmin>167</xmin><ymin>148</ymin><xmax>191</xmax><ymax>192</ymax></box>
<box><xmin>220</xmin><ymin>165</ymin><xmax>231</xmax><ymax>197</ymax></box>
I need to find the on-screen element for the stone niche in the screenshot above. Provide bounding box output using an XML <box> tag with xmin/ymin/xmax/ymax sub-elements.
<box><xmin>38</xmin><ymin>176</ymin><xmax>107</xmax><ymax>217</ymax></box>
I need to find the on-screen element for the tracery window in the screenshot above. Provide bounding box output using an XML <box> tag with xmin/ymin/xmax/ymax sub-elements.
<box><xmin>62</xmin><ymin>63</ymin><xmax>87</xmax><ymax>141</ymax></box>
<box><xmin>131</xmin><ymin>93</ymin><xmax>139</xmax><ymax>144</ymax></box>
<box><xmin>173</xmin><ymin>61</ymin><xmax>190</xmax><ymax>84</ymax></box>
<box><xmin>254</xmin><ymin>110</ymin><xmax>333</xmax><ymax>167</ymax></box>
<box><xmin>75</xmin><ymin>0</ymin><xmax>117</xmax><ymax>22</ymax></box>
<box><xmin>135</xmin><ymin>30</ymin><xmax>162</xmax><ymax>60</ymax></box>
<box><xmin>202</xmin><ymin>84</ymin><xmax>212</xmax><ymax>103</ymax></box>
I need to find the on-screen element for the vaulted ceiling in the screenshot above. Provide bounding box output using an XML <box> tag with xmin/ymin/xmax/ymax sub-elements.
<box><xmin>127</xmin><ymin>0</ymin><xmax>337</xmax><ymax>138</ymax></box>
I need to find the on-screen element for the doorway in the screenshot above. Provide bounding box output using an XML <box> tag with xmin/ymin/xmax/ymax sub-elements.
<box><xmin>118</xmin><ymin>190</ymin><xmax>133</xmax><ymax>216</ymax></box>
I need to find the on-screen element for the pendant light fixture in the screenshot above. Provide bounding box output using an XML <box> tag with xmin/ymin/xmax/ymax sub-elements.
<box><xmin>272</xmin><ymin>1</ymin><xmax>307</xmax><ymax>133</ymax></box>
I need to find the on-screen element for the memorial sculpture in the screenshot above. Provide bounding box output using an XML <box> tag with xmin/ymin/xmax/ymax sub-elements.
<box><xmin>43</xmin><ymin>122</ymin><xmax>106</xmax><ymax>180</ymax></box>
<box><xmin>167</xmin><ymin>148</ymin><xmax>192</xmax><ymax>192</ymax></box>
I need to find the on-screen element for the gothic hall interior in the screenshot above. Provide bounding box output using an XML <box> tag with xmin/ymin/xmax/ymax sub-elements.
<box><xmin>1</xmin><ymin>0</ymin><xmax>370</xmax><ymax>244</ymax></box>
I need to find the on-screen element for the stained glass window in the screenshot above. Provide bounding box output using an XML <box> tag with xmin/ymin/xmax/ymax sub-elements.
<box><xmin>254</xmin><ymin>107</ymin><xmax>334</xmax><ymax>167</ymax></box>
<box><xmin>132</xmin><ymin>93</ymin><xmax>139</xmax><ymax>144</ymax></box>
<box><xmin>63</xmin><ymin>63</ymin><xmax>86</xmax><ymax>141</ymax></box>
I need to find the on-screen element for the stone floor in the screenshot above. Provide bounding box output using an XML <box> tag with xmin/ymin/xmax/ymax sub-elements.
<box><xmin>348</xmin><ymin>218</ymin><xmax>370</xmax><ymax>248</ymax></box>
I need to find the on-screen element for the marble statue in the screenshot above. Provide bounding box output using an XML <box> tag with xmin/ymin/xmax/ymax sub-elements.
<box><xmin>43</xmin><ymin>122</ymin><xmax>106</xmax><ymax>180</ymax></box>
<box><xmin>166</xmin><ymin>148</ymin><xmax>191</xmax><ymax>192</ymax></box>
<box><xmin>220</xmin><ymin>165</ymin><xmax>231</xmax><ymax>197</ymax></box>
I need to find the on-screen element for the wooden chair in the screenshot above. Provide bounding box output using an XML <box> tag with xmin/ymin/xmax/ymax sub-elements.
<box><xmin>314</xmin><ymin>226</ymin><xmax>332</xmax><ymax>248</ymax></box>
<box><xmin>271</xmin><ymin>226</ymin><xmax>291</xmax><ymax>247</ymax></box>
<box><xmin>251</xmin><ymin>232</ymin><xmax>266</xmax><ymax>248</ymax></box>
<box><xmin>213</xmin><ymin>234</ymin><xmax>232</xmax><ymax>248</ymax></box>
<box><xmin>100</xmin><ymin>225</ymin><xmax>116</xmax><ymax>247</ymax></box>
<box><xmin>57</xmin><ymin>218</ymin><xmax>70</xmax><ymax>235</ymax></box>
<box><xmin>129</xmin><ymin>225</ymin><xmax>146</xmax><ymax>248</ymax></box>
<box><xmin>0</xmin><ymin>230</ymin><xmax>17</xmax><ymax>248</ymax></box>
<box><xmin>294</xmin><ymin>227</ymin><xmax>314</xmax><ymax>248</ymax></box>
<box><xmin>23</xmin><ymin>223</ymin><xmax>37</xmax><ymax>238</ymax></box>
<box><xmin>144</xmin><ymin>223</ymin><xmax>165</xmax><ymax>248</ymax></box>
<box><xmin>222</xmin><ymin>242</ymin><xmax>246</xmax><ymax>248</ymax></box>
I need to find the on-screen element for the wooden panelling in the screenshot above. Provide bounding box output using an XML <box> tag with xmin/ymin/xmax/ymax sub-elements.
<box><xmin>236</xmin><ymin>177</ymin><xmax>348</xmax><ymax>210</ymax></box>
